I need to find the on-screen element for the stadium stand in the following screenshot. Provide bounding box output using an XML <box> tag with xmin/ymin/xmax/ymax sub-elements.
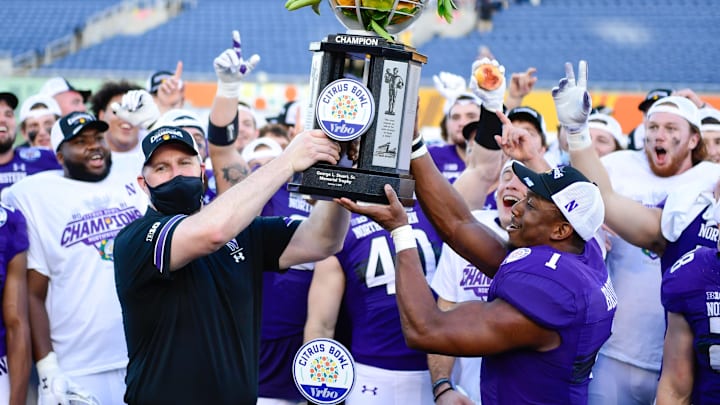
<box><xmin>2</xmin><ymin>0</ymin><xmax>719</xmax><ymax>90</ymax></box>
<box><xmin>0</xmin><ymin>0</ymin><xmax>120</xmax><ymax>58</ymax></box>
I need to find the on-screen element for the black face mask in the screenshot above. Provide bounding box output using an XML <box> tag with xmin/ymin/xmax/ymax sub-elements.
<box><xmin>146</xmin><ymin>175</ymin><xmax>204</xmax><ymax>215</ymax></box>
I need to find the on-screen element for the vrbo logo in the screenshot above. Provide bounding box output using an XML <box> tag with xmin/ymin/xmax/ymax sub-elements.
<box><xmin>330</xmin><ymin>123</ymin><xmax>356</xmax><ymax>135</ymax></box>
<box><xmin>316</xmin><ymin>78</ymin><xmax>375</xmax><ymax>142</ymax></box>
<box><xmin>310</xmin><ymin>387</ymin><xmax>339</xmax><ymax>399</ymax></box>
<box><xmin>293</xmin><ymin>338</ymin><xmax>355</xmax><ymax>405</ymax></box>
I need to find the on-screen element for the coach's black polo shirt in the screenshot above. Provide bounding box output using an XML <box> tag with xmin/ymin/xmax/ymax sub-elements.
<box><xmin>114</xmin><ymin>207</ymin><xmax>300</xmax><ymax>405</ymax></box>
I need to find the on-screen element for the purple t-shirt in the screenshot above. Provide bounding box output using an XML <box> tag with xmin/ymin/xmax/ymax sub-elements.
<box><xmin>336</xmin><ymin>203</ymin><xmax>443</xmax><ymax>371</ymax></box>
<box><xmin>428</xmin><ymin>144</ymin><xmax>465</xmax><ymax>183</ymax></box>
<box><xmin>202</xmin><ymin>168</ymin><xmax>217</xmax><ymax>205</ymax></box>
<box><xmin>0</xmin><ymin>204</ymin><xmax>28</xmax><ymax>358</ymax></box>
<box><xmin>257</xmin><ymin>186</ymin><xmax>314</xmax><ymax>401</ymax></box>
<box><xmin>0</xmin><ymin>147</ymin><xmax>60</xmax><ymax>193</ymax></box>
<box><xmin>259</xmin><ymin>186</ymin><xmax>314</xmax><ymax>338</ymax></box>
<box><xmin>662</xmin><ymin>205</ymin><xmax>717</xmax><ymax>273</ymax></box>
<box><xmin>482</xmin><ymin>240</ymin><xmax>616</xmax><ymax>404</ymax></box>
<box><xmin>662</xmin><ymin>246</ymin><xmax>720</xmax><ymax>404</ymax></box>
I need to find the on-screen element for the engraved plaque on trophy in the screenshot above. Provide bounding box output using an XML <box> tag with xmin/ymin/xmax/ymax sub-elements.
<box><xmin>287</xmin><ymin>1</ymin><xmax>428</xmax><ymax>206</ymax></box>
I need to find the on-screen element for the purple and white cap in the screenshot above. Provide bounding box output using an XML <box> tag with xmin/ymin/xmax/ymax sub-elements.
<box><xmin>512</xmin><ymin>163</ymin><xmax>604</xmax><ymax>241</ymax></box>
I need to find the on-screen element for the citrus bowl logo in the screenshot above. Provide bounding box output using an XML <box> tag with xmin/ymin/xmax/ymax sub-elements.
<box><xmin>293</xmin><ymin>338</ymin><xmax>355</xmax><ymax>404</ymax></box>
<box><xmin>316</xmin><ymin>78</ymin><xmax>375</xmax><ymax>142</ymax></box>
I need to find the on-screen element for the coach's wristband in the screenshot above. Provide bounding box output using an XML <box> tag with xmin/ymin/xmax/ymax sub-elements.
<box><xmin>391</xmin><ymin>224</ymin><xmax>416</xmax><ymax>252</ymax></box>
<box><xmin>207</xmin><ymin>113</ymin><xmax>239</xmax><ymax>146</ymax></box>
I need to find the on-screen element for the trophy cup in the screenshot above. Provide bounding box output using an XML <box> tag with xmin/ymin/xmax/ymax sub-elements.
<box><xmin>287</xmin><ymin>0</ymin><xmax>434</xmax><ymax>206</ymax></box>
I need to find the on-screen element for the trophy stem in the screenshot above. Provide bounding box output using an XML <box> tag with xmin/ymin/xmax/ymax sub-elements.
<box><xmin>344</xmin><ymin>29</ymin><xmax>379</xmax><ymax>37</ymax></box>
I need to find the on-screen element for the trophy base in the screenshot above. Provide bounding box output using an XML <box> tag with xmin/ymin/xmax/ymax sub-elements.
<box><xmin>288</xmin><ymin>164</ymin><xmax>415</xmax><ymax>207</ymax></box>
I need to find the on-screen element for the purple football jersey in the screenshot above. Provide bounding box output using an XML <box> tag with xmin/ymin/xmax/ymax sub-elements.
<box><xmin>428</xmin><ymin>144</ymin><xmax>496</xmax><ymax>209</ymax></box>
<box><xmin>482</xmin><ymin>240</ymin><xmax>616</xmax><ymax>404</ymax></box>
<box><xmin>662</xmin><ymin>205</ymin><xmax>717</xmax><ymax>273</ymax></box>
<box><xmin>662</xmin><ymin>246</ymin><xmax>720</xmax><ymax>404</ymax></box>
<box><xmin>428</xmin><ymin>144</ymin><xmax>465</xmax><ymax>183</ymax></box>
<box><xmin>336</xmin><ymin>203</ymin><xmax>443</xmax><ymax>371</ymax></box>
<box><xmin>202</xmin><ymin>168</ymin><xmax>217</xmax><ymax>205</ymax></box>
<box><xmin>0</xmin><ymin>204</ymin><xmax>29</xmax><ymax>358</ymax></box>
<box><xmin>259</xmin><ymin>187</ymin><xmax>314</xmax><ymax>338</ymax></box>
<box><xmin>0</xmin><ymin>147</ymin><xmax>60</xmax><ymax>193</ymax></box>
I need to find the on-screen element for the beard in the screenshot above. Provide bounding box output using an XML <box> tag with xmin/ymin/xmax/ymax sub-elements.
<box><xmin>645</xmin><ymin>147</ymin><xmax>686</xmax><ymax>178</ymax></box>
<box><xmin>64</xmin><ymin>155</ymin><xmax>113</xmax><ymax>182</ymax></box>
<box><xmin>0</xmin><ymin>136</ymin><xmax>14</xmax><ymax>154</ymax></box>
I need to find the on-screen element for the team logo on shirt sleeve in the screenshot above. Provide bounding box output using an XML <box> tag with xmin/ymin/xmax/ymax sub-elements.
<box><xmin>225</xmin><ymin>238</ymin><xmax>245</xmax><ymax>262</ymax></box>
<box><xmin>293</xmin><ymin>338</ymin><xmax>355</xmax><ymax>404</ymax></box>
<box><xmin>502</xmin><ymin>247</ymin><xmax>532</xmax><ymax>265</ymax></box>
<box><xmin>18</xmin><ymin>147</ymin><xmax>41</xmax><ymax>161</ymax></box>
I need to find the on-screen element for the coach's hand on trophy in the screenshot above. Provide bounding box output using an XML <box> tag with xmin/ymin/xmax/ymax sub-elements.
<box><xmin>111</xmin><ymin>89</ymin><xmax>160</xmax><ymax>130</ymax></box>
<box><xmin>214</xmin><ymin>30</ymin><xmax>261</xmax><ymax>98</ymax></box>
<box><xmin>284</xmin><ymin>129</ymin><xmax>341</xmax><ymax>173</ymax></box>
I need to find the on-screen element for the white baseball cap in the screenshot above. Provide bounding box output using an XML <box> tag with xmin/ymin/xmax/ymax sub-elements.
<box><xmin>588</xmin><ymin>112</ymin><xmax>625</xmax><ymax>149</ymax></box>
<box><xmin>647</xmin><ymin>96</ymin><xmax>701</xmax><ymax>130</ymax></box>
<box><xmin>445</xmin><ymin>92</ymin><xmax>482</xmax><ymax>116</ymax></box>
<box><xmin>156</xmin><ymin>109</ymin><xmax>205</xmax><ymax>136</ymax></box>
<box><xmin>50</xmin><ymin>112</ymin><xmax>109</xmax><ymax>152</ymax></box>
<box><xmin>241</xmin><ymin>137</ymin><xmax>283</xmax><ymax>165</ymax></box>
<box><xmin>39</xmin><ymin>77</ymin><xmax>91</xmax><ymax>101</ymax></box>
<box><xmin>699</xmin><ymin>107</ymin><xmax>720</xmax><ymax>134</ymax></box>
<box><xmin>19</xmin><ymin>94</ymin><xmax>62</xmax><ymax>123</ymax></box>
<box><xmin>512</xmin><ymin>163</ymin><xmax>604</xmax><ymax>241</ymax></box>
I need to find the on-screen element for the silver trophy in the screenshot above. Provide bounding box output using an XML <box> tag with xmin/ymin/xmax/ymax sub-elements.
<box><xmin>288</xmin><ymin>0</ymin><xmax>432</xmax><ymax>206</ymax></box>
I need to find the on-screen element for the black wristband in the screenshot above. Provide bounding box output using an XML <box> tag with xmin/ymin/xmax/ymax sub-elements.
<box><xmin>433</xmin><ymin>386</ymin><xmax>454</xmax><ymax>402</ymax></box>
<box><xmin>207</xmin><ymin>113</ymin><xmax>239</xmax><ymax>146</ymax></box>
<box><xmin>473</xmin><ymin>105</ymin><xmax>502</xmax><ymax>150</ymax></box>
<box><xmin>431</xmin><ymin>377</ymin><xmax>451</xmax><ymax>393</ymax></box>
<box><xmin>412</xmin><ymin>137</ymin><xmax>425</xmax><ymax>152</ymax></box>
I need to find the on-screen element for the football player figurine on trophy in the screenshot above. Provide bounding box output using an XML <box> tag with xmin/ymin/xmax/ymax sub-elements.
<box><xmin>285</xmin><ymin>0</ymin><xmax>455</xmax><ymax>206</ymax></box>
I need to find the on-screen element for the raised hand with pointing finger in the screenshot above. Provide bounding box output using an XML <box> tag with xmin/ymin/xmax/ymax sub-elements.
<box><xmin>154</xmin><ymin>61</ymin><xmax>185</xmax><ymax>113</ymax></box>
<box><xmin>213</xmin><ymin>30</ymin><xmax>261</xmax><ymax>98</ymax></box>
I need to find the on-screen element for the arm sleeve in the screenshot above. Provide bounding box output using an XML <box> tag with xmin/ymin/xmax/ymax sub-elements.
<box><xmin>114</xmin><ymin>214</ymin><xmax>187</xmax><ymax>296</ymax></box>
<box><xmin>249</xmin><ymin>216</ymin><xmax>301</xmax><ymax>272</ymax></box>
<box><xmin>3</xmin><ymin>189</ymin><xmax>49</xmax><ymax>275</ymax></box>
<box><xmin>5</xmin><ymin>205</ymin><xmax>29</xmax><ymax>258</ymax></box>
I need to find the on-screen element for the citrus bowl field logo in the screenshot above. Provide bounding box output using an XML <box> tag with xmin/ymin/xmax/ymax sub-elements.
<box><xmin>316</xmin><ymin>78</ymin><xmax>375</xmax><ymax>142</ymax></box>
<box><xmin>293</xmin><ymin>338</ymin><xmax>355</xmax><ymax>404</ymax></box>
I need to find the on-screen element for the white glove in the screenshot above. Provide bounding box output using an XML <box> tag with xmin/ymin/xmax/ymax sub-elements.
<box><xmin>37</xmin><ymin>352</ymin><xmax>100</xmax><ymax>405</ymax></box>
<box><xmin>469</xmin><ymin>57</ymin><xmax>506</xmax><ymax>113</ymax></box>
<box><xmin>432</xmin><ymin>71</ymin><xmax>468</xmax><ymax>102</ymax></box>
<box><xmin>552</xmin><ymin>60</ymin><xmax>592</xmax><ymax>150</ymax></box>
<box><xmin>213</xmin><ymin>30</ymin><xmax>261</xmax><ymax>98</ymax></box>
<box><xmin>111</xmin><ymin>89</ymin><xmax>160</xmax><ymax>130</ymax></box>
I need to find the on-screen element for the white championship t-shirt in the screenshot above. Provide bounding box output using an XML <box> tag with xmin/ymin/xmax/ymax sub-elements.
<box><xmin>4</xmin><ymin>165</ymin><xmax>148</xmax><ymax>376</ymax></box>
<box><xmin>599</xmin><ymin>150</ymin><xmax>720</xmax><ymax>371</ymax></box>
